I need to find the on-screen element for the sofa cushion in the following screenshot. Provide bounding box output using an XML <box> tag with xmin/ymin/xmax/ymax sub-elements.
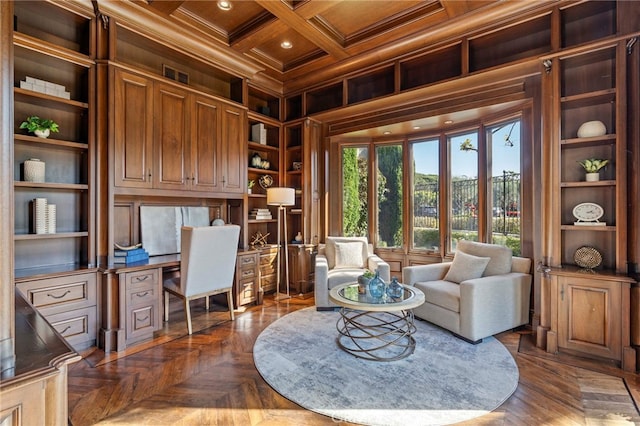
<box><xmin>414</xmin><ymin>280</ymin><xmax>461</xmax><ymax>313</ymax></box>
<box><xmin>443</xmin><ymin>250</ymin><xmax>490</xmax><ymax>284</ymax></box>
<box><xmin>457</xmin><ymin>240</ymin><xmax>512</xmax><ymax>276</ymax></box>
<box><xmin>325</xmin><ymin>237</ymin><xmax>368</xmax><ymax>270</ymax></box>
<box><xmin>334</xmin><ymin>241</ymin><xmax>366</xmax><ymax>268</ymax></box>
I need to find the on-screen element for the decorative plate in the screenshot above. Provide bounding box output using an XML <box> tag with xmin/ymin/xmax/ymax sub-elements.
<box><xmin>259</xmin><ymin>174</ymin><xmax>273</xmax><ymax>189</ymax></box>
<box><xmin>574</xmin><ymin>246</ymin><xmax>602</xmax><ymax>269</ymax></box>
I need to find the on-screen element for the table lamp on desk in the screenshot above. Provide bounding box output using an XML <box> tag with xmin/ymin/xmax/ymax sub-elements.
<box><xmin>267</xmin><ymin>187</ymin><xmax>295</xmax><ymax>301</ymax></box>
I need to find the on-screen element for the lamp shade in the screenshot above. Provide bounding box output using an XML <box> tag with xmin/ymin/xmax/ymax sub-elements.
<box><xmin>267</xmin><ymin>187</ymin><xmax>295</xmax><ymax>206</ymax></box>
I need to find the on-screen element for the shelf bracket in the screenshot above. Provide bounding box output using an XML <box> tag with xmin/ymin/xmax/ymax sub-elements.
<box><xmin>92</xmin><ymin>0</ymin><xmax>109</xmax><ymax>30</ymax></box>
<box><xmin>542</xmin><ymin>59</ymin><xmax>552</xmax><ymax>74</ymax></box>
<box><xmin>536</xmin><ymin>261</ymin><xmax>551</xmax><ymax>278</ymax></box>
<box><xmin>627</xmin><ymin>37</ymin><xmax>637</xmax><ymax>55</ymax></box>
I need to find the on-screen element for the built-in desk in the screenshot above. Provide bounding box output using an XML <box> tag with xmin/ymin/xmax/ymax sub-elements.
<box><xmin>1</xmin><ymin>291</ymin><xmax>81</xmax><ymax>425</ymax></box>
<box><xmin>99</xmin><ymin>250</ymin><xmax>260</xmax><ymax>352</ymax></box>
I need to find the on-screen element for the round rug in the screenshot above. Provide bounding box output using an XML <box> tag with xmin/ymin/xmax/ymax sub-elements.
<box><xmin>253</xmin><ymin>307</ymin><xmax>519</xmax><ymax>426</ymax></box>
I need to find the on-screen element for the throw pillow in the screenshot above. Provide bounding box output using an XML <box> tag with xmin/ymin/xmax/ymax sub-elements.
<box><xmin>325</xmin><ymin>237</ymin><xmax>368</xmax><ymax>269</ymax></box>
<box><xmin>444</xmin><ymin>250</ymin><xmax>490</xmax><ymax>284</ymax></box>
<box><xmin>456</xmin><ymin>240</ymin><xmax>512</xmax><ymax>276</ymax></box>
<box><xmin>334</xmin><ymin>242</ymin><xmax>365</xmax><ymax>268</ymax></box>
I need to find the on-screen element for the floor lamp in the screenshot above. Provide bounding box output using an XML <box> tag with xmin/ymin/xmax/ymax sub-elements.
<box><xmin>267</xmin><ymin>187</ymin><xmax>295</xmax><ymax>301</ymax></box>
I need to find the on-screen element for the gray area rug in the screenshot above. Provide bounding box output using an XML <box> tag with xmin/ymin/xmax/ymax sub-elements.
<box><xmin>253</xmin><ymin>307</ymin><xmax>518</xmax><ymax>426</ymax></box>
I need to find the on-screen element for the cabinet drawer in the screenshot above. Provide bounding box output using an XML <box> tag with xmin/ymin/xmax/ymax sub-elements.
<box><xmin>127</xmin><ymin>304</ymin><xmax>158</xmax><ymax>344</ymax></box>
<box><xmin>17</xmin><ymin>272</ymin><xmax>97</xmax><ymax>315</ymax></box>
<box><xmin>125</xmin><ymin>269</ymin><xmax>159</xmax><ymax>292</ymax></box>
<box><xmin>239</xmin><ymin>279</ymin><xmax>256</xmax><ymax>302</ymax></box>
<box><xmin>127</xmin><ymin>285</ymin><xmax>159</xmax><ymax>307</ymax></box>
<box><xmin>239</xmin><ymin>267</ymin><xmax>256</xmax><ymax>280</ymax></box>
<box><xmin>46</xmin><ymin>306</ymin><xmax>97</xmax><ymax>350</ymax></box>
<box><xmin>239</xmin><ymin>255</ymin><xmax>257</xmax><ymax>268</ymax></box>
<box><xmin>261</xmin><ymin>273</ymin><xmax>276</xmax><ymax>293</ymax></box>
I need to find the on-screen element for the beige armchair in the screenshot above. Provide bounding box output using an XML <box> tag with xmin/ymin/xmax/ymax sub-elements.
<box><xmin>163</xmin><ymin>225</ymin><xmax>240</xmax><ymax>334</ymax></box>
<box><xmin>402</xmin><ymin>240</ymin><xmax>531</xmax><ymax>343</ymax></box>
<box><xmin>315</xmin><ymin>236</ymin><xmax>390</xmax><ymax>310</ymax></box>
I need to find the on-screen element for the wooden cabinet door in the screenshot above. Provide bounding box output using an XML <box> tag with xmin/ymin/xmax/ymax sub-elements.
<box><xmin>154</xmin><ymin>83</ymin><xmax>189</xmax><ymax>190</ymax></box>
<box><xmin>558</xmin><ymin>276</ymin><xmax>622</xmax><ymax>361</ymax></box>
<box><xmin>220</xmin><ymin>104</ymin><xmax>245</xmax><ymax>193</ymax></box>
<box><xmin>190</xmin><ymin>95</ymin><xmax>219</xmax><ymax>192</ymax></box>
<box><xmin>113</xmin><ymin>69</ymin><xmax>153</xmax><ymax>188</ymax></box>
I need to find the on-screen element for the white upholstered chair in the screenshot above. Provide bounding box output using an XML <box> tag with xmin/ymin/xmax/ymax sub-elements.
<box><xmin>163</xmin><ymin>225</ymin><xmax>240</xmax><ymax>334</ymax></box>
<box><xmin>402</xmin><ymin>240</ymin><xmax>532</xmax><ymax>343</ymax></box>
<box><xmin>315</xmin><ymin>236</ymin><xmax>390</xmax><ymax>310</ymax></box>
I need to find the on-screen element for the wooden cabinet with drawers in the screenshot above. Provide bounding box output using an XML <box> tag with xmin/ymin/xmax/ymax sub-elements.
<box><xmin>118</xmin><ymin>267</ymin><xmax>162</xmax><ymax>346</ymax></box>
<box><xmin>235</xmin><ymin>250</ymin><xmax>260</xmax><ymax>306</ymax></box>
<box><xmin>16</xmin><ymin>271</ymin><xmax>98</xmax><ymax>351</ymax></box>
<box><xmin>259</xmin><ymin>246</ymin><xmax>278</xmax><ymax>295</ymax></box>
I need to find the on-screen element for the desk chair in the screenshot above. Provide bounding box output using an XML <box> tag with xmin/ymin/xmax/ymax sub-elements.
<box><xmin>163</xmin><ymin>225</ymin><xmax>240</xmax><ymax>334</ymax></box>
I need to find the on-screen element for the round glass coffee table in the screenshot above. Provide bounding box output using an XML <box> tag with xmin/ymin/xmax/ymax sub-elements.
<box><xmin>328</xmin><ymin>282</ymin><xmax>425</xmax><ymax>362</ymax></box>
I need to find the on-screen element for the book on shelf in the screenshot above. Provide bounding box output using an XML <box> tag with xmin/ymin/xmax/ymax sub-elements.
<box><xmin>114</xmin><ymin>247</ymin><xmax>148</xmax><ymax>257</ymax></box>
<box><xmin>113</xmin><ymin>251</ymin><xmax>150</xmax><ymax>264</ymax></box>
<box><xmin>251</xmin><ymin>123</ymin><xmax>267</xmax><ymax>145</ymax></box>
<box><xmin>249</xmin><ymin>214</ymin><xmax>273</xmax><ymax>220</ymax></box>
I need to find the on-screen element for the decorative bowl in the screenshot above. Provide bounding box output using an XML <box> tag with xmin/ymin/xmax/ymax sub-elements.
<box><xmin>574</xmin><ymin>246</ymin><xmax>602</xmax><ymax>269</ymax></box>
<box><xmin>577</xmin><ymin>120</ymin><xmax>606</xmax><ymax>138</ymax></box>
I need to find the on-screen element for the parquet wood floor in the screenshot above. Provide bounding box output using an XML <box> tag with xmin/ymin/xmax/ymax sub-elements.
<box><xmin>68</xmin><ymin>295</ymin><xmax>640</xmax><ymax>425</ymax></box>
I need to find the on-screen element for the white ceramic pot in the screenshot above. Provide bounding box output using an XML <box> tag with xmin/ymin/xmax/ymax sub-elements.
<box><xmin>577</xmin><ymin>121</ymin><xmax>606</xmax><ymax>138</ymax></box>
<box><xmin>34</xmin><ymin>129</ymin><xmax>50</xmax><ymax>138</ymax></box>
<box><xmin>24</xmin><ymin>158</ymin><xmax>45</xmax><ymax>182</ymax></box>
<box><xmin>585</xmin><ymin>172</ymin><xmax>600</xmax><ymax>182</ymax></box>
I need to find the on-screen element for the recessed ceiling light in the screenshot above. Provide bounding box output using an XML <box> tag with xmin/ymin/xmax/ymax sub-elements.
<box><xmin>281</xmin><ymin>41</ymin><xmax>293</xmax><ymax>49</ymax></box>
<box><xmin>413</xmin><ymin>126</ymin><xmax>421</xmax><ymax>130</ymax></box>
<box><xmin>217</xmin><ymin>1</ymin><xmax>232</xmax><ymax>11</ymax></box>
<box><xmin>444</xmin><ymin>120</ymin><xmax>454</xmax><ymax>125</ymax></box>
<box><xmin>383</xmin><ymin>131</ymin><xmax>391</xmax><ymax>135</ymax></box>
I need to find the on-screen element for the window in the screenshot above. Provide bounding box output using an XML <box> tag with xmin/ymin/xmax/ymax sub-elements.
<box><xmin>376</xmin><ymin>144</ymin><xmax>403</xmax><ymax>248</ymax></box>
<box><xmin>342</xmin><ymin>146</ymin><xmax>368</xmax><ymax>237</ymax></box>
<box><xmin>449</xmin><ymin>130</ymin><xmax>479</xmax><ymax>250</ymax></box>
<box><xmin>488</xmin><ymin>119</ymin><xmax>522</xmax><ymax>255</ymax></box>
<box><xmin>337</xmin><ymin>113</ymin><xmax>525</xmax><ymax>257</ymax></box>
<box><xmin>411</xmin><ymin>138</ymin><xmax>439</xmax><ymax>251</ymax></box>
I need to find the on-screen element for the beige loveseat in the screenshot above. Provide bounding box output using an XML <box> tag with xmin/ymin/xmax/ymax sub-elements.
<box><xmin>402</xmin><ymin>240</ymin><xmax>532</xmax><ymax>343</ymax></box>
<box><xmin>315</xmin><ymin>236</ymin><xmax>390</xmax><ymax>310</ymax></box>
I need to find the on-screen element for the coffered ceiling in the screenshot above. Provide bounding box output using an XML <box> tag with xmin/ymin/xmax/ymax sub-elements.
<box><xmin>123</xmin><ymin>0</ymin><xmax>545</xmax><ymax>92</ymax></box>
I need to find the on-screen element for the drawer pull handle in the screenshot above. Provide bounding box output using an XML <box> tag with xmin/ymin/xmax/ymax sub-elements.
<box><xmin>136</xmin><ymin>315</ymin><xmax>149</xmax><ymax>322</ymax></box>
<box><xmin>47</xmin><ymin>290</ymin><xmax>71</xmax><ymax>299</ymax></box>
<box><xmin>242</xmin><ymin>271</ymin><xmax>253</xmax><ymax>277</ymax></box>
<box><xmin>136</xmin><ymin>291</ymin><xmax>150</xmax><ymax>298</ymax></box>
<box><xmin>59</xmin><ymin>325</ymin><xmax>72</xmax><ymax>335</ymax></box>
<box><xmin>134</xmin><ymin>275</ymin><xmax>150</xmax><ymax>282</ymax></box>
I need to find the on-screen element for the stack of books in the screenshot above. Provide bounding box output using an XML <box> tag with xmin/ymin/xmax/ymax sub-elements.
<box><xmin>249</xmin><ymin>208</ymin><xmax>272</xmax><ymax>220</ymax></box>
<box><xmin>114</xmin><ymin>247</ymin><xmax>150</xmax><ymax>264</ymax></box>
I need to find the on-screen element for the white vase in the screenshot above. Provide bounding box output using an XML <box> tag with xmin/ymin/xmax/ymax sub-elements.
<box><xmin>585</xmin><ymin>172</ymin><xmax>600</xmax><ymax>182</ymax></box>
<box><xmin>34</xmin><ymin>129</ymin><xmax>50</xmax><ymax>138</ymax></box>
<box><xmin>24</xmin><ymin>158</ymin><xmax>45</xmax><ymax>182</ymax></box>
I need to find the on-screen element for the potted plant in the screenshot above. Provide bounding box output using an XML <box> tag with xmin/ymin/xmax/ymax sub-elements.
<box><xmin>578</xmin><ymin>158</ymin><xmax>609</xmax><ymax>182</ymax></box>
<box><xmin>247</xmin><ymin>179</ymin><xmax>255</xmax><ymax>194</ymax></box>
<box><xmin>19</xmin><ymin>116</ymin><xmax>59</xmax><ymax>139</ymax></box>
<box><xmin>357</xmin><ymin>269</ymin><xmax>375</xmax><ymax>294</ymax></box>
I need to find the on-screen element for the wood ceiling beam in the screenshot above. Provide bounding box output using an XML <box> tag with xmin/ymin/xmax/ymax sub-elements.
<box><xmin>145</xmin><ymin>0</ymin><xmax>185</xmax><ymax>15</ymax></box>
<box><xmin>254</xmin><ymin>0</ymin><xmax>349</xmax><ymax>60</ymax></box>
<box><xmin>231</xmin><ymin>19</ymin><xmax>289</xmax><ymax>53</ymax></box>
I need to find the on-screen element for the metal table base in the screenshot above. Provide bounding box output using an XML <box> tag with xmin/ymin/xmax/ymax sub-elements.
<box><xmin>335</xmin><ymin>308</ymin><xmax>417</xmax><ymax>362</ymax></box>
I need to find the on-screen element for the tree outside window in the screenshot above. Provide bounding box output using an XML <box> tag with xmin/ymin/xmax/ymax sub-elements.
<box><xmin>342</xmin><ymin>146</ymin><xmax>368</xmax><ymax>237</ymax></box>
<box><xmin>376</xmin><ymin>144</ymin><xmax>403</xmax><ymax>248</ymax></box>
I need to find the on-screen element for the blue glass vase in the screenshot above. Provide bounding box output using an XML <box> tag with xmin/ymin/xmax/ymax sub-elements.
<box><xmin>386</xmin><ymin>276</ymin><xmax>403</xmax><ymax>299</ymax></box>
<box><xmin>368</xmin><ymin>270</ymin><xmax>386</xmax><ymax>299</ymax></box>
